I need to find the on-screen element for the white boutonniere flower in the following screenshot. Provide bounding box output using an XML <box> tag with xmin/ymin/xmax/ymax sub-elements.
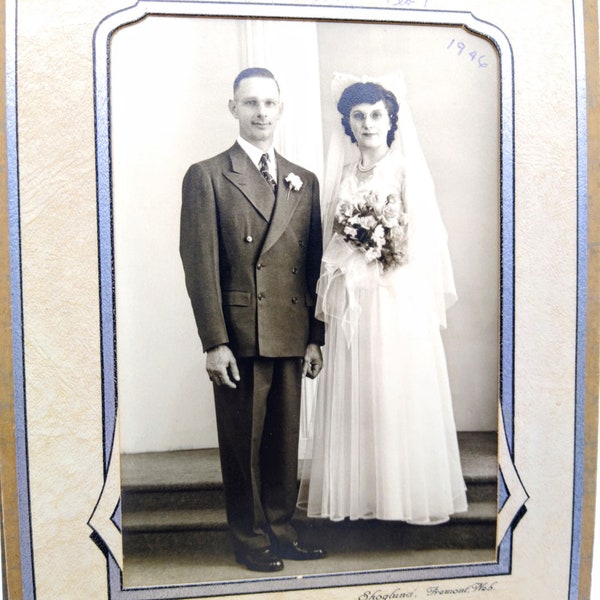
<box><xmin>285</xmin><ymin>173</ymin><xmax>303</xmax><ymax>191</ymax></box>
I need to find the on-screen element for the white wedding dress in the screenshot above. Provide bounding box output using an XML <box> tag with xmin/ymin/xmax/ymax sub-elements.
<box><xmin>300</xmin><ymin>150</ymin><xmax>468</xmax><ymax>524</ymax></box>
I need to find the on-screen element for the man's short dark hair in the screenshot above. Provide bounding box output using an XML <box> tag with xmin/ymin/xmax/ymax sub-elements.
<box><xmin>233</xmin><ymin>68</ymin><xmax>280</xmax><ymax>94</ymax></box>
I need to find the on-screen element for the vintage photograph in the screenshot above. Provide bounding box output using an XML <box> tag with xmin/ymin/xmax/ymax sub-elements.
<box><xmin>2</xmin><ymin>0</ymin><xmax>596</xmax><ymax>598</ymax></box>
<box><xmin>108</xmin><ymin>13</ymin><xmax>501</xmax><ymax>594</ymax></box>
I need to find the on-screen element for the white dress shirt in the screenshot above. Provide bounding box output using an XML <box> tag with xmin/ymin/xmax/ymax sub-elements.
<box><xmin>237</xmin><ymin>136</ymin><xmax>278</xmax><ymax>180</ymax></box>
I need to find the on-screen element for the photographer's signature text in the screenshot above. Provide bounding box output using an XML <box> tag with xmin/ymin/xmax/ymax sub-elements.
<box><xmin>358</xmin><ymin>582</ymin><xmax>498</xmax><ymax>600</ymax></box>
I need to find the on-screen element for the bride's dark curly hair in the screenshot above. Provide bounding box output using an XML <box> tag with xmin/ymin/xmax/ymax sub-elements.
<box><xmin>337</xmin><ymin>82</ymin><xmax>399</xmax><ymax>147</ymax></box>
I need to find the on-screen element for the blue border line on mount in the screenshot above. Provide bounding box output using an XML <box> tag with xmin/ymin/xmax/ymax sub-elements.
<box><xmin>95</xmin><ymin>0</ymin><xmax>118</xmax><ymax>477</ymax></box>
<box><xmin>6</xmin><ymin>0</ymin><xmax>37</xmax><ymax>598</ymax></box>
<box><xmin>569</xmin><ymin>0</ymin><xmax>588</xmax><ymax>598</ymax></box>
<box><xmin>94</xmin><ymin>3</ymin><xmax>516</xmax><ymax>598</ymax></box>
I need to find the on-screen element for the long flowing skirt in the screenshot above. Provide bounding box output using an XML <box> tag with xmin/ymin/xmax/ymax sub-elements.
<box><xmin>300</xmin><ymin>249</ymin><xmax>468</xmax><ymax>524</ymax></box>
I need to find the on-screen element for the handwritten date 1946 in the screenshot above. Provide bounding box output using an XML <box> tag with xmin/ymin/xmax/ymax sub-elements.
<box><xmin>447</xmin><ymin>38</ymin><xmax>488</xmax><ymax>68</ymax></box>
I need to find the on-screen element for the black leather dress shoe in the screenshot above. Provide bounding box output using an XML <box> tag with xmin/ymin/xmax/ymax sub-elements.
<box><xmin>235</xmin><ymin>547</ymin><xmax>284</xmax><ymax>572</ymax></box>
<box><xmin>277</xmin><ymin>540</ymin><xmax>328</xmax><ymax>561</ymax></box>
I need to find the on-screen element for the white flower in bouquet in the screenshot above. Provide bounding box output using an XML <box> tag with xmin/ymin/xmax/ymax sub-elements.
<box><xmin>334</xmin><ymin>189</ymin><xmax>409</xmax><ymax>271</ymax></box>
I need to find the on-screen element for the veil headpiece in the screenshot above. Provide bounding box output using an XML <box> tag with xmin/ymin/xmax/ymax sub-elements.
<box><xmin>320</xmin><ymin>70</ymin><xmax>457</xmax><ymax>328</ymax></box>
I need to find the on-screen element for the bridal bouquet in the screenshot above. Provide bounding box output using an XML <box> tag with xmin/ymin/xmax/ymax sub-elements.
<box><xmin>334</xmin><ymin>190</ymin><xmax>408</xmax><ymax>271</ymax></box>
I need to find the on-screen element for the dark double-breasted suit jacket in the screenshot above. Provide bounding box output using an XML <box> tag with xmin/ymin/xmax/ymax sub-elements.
<box><xmin>180</xmin><ymin>142</ymin><xmax>324</xmax><ymax>357</ymax></box>
<box><xmin>180</xmin><ymin>142</ymin><xmax>324</xmax><ymax>550</ymax></box>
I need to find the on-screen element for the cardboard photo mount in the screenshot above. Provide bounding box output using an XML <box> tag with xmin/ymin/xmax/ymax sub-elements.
<box><xmin>0</xmin><ymin>0</ymin><xmax>598</xmax><ymax>599</ymax></box>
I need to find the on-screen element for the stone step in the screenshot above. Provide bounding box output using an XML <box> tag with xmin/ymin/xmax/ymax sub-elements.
<box><xmin>121</xmin><ymin>433</ymin><xmax>497</xmax><ymax>507</ymax></box>
<box><xmin>123</xmin><ymin>504</ymin><xmax>497</xmax><ymax>557</ymax></box>
<box><xmin>121</xmin><ymin>432</ymin><xmax>498</xmax><ymax>545</ymax></box>
<box><xmin>122</xmin><ymin>478</ymin><xmax>495</xmax><ymax>515</ymax></box>
<box><xmin>124</xmin><ymin>507</ymin><xmax>227</xmax><ymax>533</ymax></box>
<box><xmin>122</xmin><ymin>500</ymin><xmax>497</xmax><ymax>533</ymax></box>
<box><xmin>297</xmin><ymin>511</ymin><xmax>497</xmax><ymax>551</ymax></box>
<box><xmin>121</xmin><ymin>433</ymin><xmax>497</xmax><ymax>493</ymax></box>
<box><xmin>122</xmin><ymin>487</ymin><xmax>226</xmax><ymax>513</ymax></box>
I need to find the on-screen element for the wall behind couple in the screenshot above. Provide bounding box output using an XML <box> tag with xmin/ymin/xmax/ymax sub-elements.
<box><xmin>111</xmin><ymin>16</ymin><xmax>500</xmax><ymax>454</ymax></box>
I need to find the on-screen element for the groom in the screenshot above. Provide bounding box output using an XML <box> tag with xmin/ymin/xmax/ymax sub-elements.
<box><xmin>180</xmin><ymin>68</ymin><xmax>326</xmax><ymax>572</ymax></box>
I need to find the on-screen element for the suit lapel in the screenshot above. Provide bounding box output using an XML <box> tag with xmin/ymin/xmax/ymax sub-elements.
<box><xmin>224</xmin><ymin>143</ymin><xmax>274</xmax><ymax>222</ymax></box>
<box><xmin>261</xmin><ymin>153</ymin><xmax>302</xmax><ymax>254</ymax></box>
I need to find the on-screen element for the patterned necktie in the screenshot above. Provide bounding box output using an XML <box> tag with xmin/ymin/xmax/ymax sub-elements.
<box><xmin>259</xmin><ymin>153</ymin><xmax>277</xmax><ymax>196</ymax></box>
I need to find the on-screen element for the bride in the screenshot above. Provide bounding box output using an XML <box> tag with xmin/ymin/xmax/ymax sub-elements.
<box><xmin>299</xmin><ymin>72</ymin><xmax>468</xmax><ymax>525</ymax></box>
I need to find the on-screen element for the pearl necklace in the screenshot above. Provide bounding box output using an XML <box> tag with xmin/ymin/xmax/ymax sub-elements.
<box><xmin>357</xmin><ymin>149</ymin><xmax>391</xmax><ymax>172</ymax></box>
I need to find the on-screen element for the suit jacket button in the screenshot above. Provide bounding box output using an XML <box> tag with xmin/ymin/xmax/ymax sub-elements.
<box><xmin>245</xmin><ymin>235</ymin><xmax>253</xmax><ymax>243</ymax></box>
<box><xmin>298</xmin><ymin>240</ymin><xmax>304</xmax><ymax>247</ymax></box>
<box><xmin>258</xmin><ymin>293</ymin><xmax>264</xmax><ymax>301</ymax></box>
<box><xmin>291</xmin><ymin>296</ymin><xmax>298</xmax><ymax>304</ymax></box>
<box><xmin>291</xmin><ymin>267</ymin><xmax>298</xmax><ymax>274</ymax></box>
<box><xmin>257</xmin><ymin>263</ymin><xmax>263</xmax><ymax>270</ymax></box>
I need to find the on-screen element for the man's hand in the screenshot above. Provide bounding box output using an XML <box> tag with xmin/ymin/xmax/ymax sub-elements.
<box><xmin>206</xmin><ymin>345</ymin><xmax>240</xmax><ymax>389</ymax></box>
<box><xmin>302</xmin><ymin>343</ymin><xmax>323</xmax><ymax>379</ymax></box>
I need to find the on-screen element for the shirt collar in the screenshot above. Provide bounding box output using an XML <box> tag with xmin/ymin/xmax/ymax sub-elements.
<box><xmin>237</xmin><ymin>137</ymin><xmax>276</xmax><ymax>175</ymax></box>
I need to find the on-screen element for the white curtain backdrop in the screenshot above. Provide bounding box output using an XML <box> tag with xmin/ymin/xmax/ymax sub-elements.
<box><xmin>245</xmin><ymin>20</ymin><xmax>324</xmax><ymax>180</ymax></box>
<box><xmin>245</xmin><ymin>19</ymin><xmax>323</xmax><ymax>458</ymax></box>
